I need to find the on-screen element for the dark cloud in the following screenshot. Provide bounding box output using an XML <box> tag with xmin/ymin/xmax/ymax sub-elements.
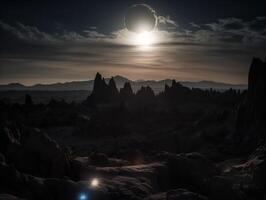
<box><xmin>189</xmin><ymin>17</ymin><xmax>266</xmax><ymax>45</ymax></box>
<box><xmin>248</xmin><ymin>17</ymin><xmax>266</xmax><ymax>31</ymax></box>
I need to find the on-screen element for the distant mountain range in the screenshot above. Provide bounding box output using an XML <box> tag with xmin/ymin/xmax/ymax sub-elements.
<box><xmin>0</xmin><ymin>75</ymin><xmax>247</xmax><ymax>93</ymax></box>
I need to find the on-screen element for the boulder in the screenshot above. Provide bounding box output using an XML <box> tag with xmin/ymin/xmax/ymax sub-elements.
<box><xmin>249</xmin><ymin>141</ymin><xmax>266</xmax><ymax>189</ymax></box>
<box><xmin>154</xmin><ymin>152</ymin><xmax>216</xmax><ymax>192</ymax></box>
<box><xmin>0</xmin><ymin>123</ymin><xmax>71</xmax><ymax>178</ymax></box>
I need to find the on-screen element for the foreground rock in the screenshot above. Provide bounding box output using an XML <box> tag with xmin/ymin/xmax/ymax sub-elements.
<box><xmin>144</xmin><ymin>188</ymin><xmax>208</xmax><ymax>200</ymax></box>
<box><xmin>154</xmin><ymin>152</ymin><xmax>216</xmax><ymax>193</ymax></box>
<box><xmin>236</xmin><ymin>57</ymin><xmax>266</xmax><ymax>147</ymax></box>
<box><xmin>0</xmin><ymin>194</ymin><xmax>26</xmax><ymax>200</ymax></box>
<box><xmin>0</xmin><ymin>123</ymin><xmax>71</xmax><ymax>178</ymax></box>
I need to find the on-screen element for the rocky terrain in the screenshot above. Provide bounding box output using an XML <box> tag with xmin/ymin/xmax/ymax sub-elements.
<box><xmin>0</xmin><ymin>58</ymin><xmax>265</xmax><ymax>200</ymax></box>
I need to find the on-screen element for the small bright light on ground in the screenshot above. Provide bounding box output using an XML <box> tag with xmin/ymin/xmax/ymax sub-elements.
<box><xmin>79</xmin><ymin>193</ymin><xmax>87</xmax><ymax>200</ymax></box>
<box><xmin>90</xmin><ymin>178</ymin><xmax>99</xmax><ymax>187</ymax></box>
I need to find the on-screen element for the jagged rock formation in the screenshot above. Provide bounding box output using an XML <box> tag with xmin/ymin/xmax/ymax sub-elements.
<box><xmin>136</xmin><ymin>86</ymin><xmax>155</xmax><ymax>99</ymax></box>
<box><xmin>163</xmin><ymin>80</ymin><xmax>191</xmax><ymax>103</ymax></box>
<box><xmin>85</xmin><ymin>73</ymin><xmax>242</xmax><ymax>109</ymax></box>
<box><xmin>24</xmin><ymin>94</ymin><xmax>33</xmax><ymax>106</ymax></box>
<box><xmin>236</xmin><ymin>57</ymin><xmax>266</xmax><ymax>143</ymax></box>
<box><xmin>88</xmin><ymin>72</ymin><xmax>108</xmax><ymax>103</ymax></box>
<box><xmin>120</xmin><ymin>82</ymin><xmax>134</xmax><ymax>100</ymax></box>
<box><xmin>107</xmin><ymin>77</ymin><xmax>119</xmax><ymax>100</ymax></box>
<box><xmin>86</xmin><ymin>73</ymin><xmax>121</xmax><ymax>104</ymax></box>
<box><xmin>85</xmin><ymin>73</ymin><xmax>159</xmax><ymax>106</ymax></box>
<box><xmin>247</xmin><ymin>57</ymin><xmax>266</xmax><ymax>122</ymax></box>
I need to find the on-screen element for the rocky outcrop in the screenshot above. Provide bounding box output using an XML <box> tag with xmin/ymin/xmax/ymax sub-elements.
<box><xmin>24</xmin><ymin>94</ymin><xmax>33</xmax><ymax>106</ymax></box>
<box><xmin>107</xmin><ymin>77</ymin><xmax>119</xmax><ymax>100</ymax></box>
<box><xmin>135</xmin><ymin>86</ymin><xmax>156</xmax><ymax>105</ymax></box>
<box><xmin>86</xmin><ymin>73</ymin><xmax>120</xmax><ymax>104</ymax></box>
<box><xmin>0</xmin><ymin>123</ymin><xmax>71</xmax><ymax>178</ymax></box>
<box><xmin>235</xmin><ymin>58</ymin><xmax>266</xmax><ymax>144</ymax></box>
<box><xmin>0</xmin><ymin>159</ymin><xmax>105</xmax><ymax>200</ymax></box>
<box><xmin>163</xmin><ymin>80</ymin><xmax>191</xmax><ymax>103</ymax></box>
<box><xmin>154</xmin><ymin>152</ymin><xmax>217</xmax><ymax>192</ymax></box>
<box><xmin>247</xmin><ymin>58</ymin><xmax>266</xmax><ymax>109</ymax></box>
<box><xmin>120</xmin><ymin>82</ymin><xmax>134</xmax><ymax>100</ymax></box>
<box><xmin>88</xmin><ymin>72</ymin><xmax>108</xmax><ymax>103</ymax></box>
<box><xmin>86</xmin><ymin>73</ymin><xmax>158</xmax><ymax>106</ymax></box>
<box><xmin>144</xmin><ymin>188</ymin><xmax>208</xmax><ymax>200</ymax></box>
<box><xmin>249</xmin><ymin>140</ymin><xmax>266</xmax><ymax>189</ymax></box>
<box><xmin>136</xmin><ymin>86</ymin><xmax>155</xmax><ymax>98</ymax></box>
<box><xmin>246</xmin><ymin>57</ymin><xmax>266</xmax><ymax>128</ymax></box>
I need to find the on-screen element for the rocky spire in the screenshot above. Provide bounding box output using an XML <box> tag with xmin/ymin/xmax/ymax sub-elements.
<box><xmin>107</xmin><ymin>77</ymin><xmax>119</xmax><ymax>100</ymax></box>
<box><xmin>25</xmin><ymin>94</ymin><xmax>33</xmax><ymax>106</ymax></box>
<box><xmin>89</xmin><ymin>72</ymin><xmax>108</xmax><ymax>103</ymax></box>
<box><xmin>235</xmin><ymin>57</ymin><xmax>266</xmax><ymax>143</ymax></box>
<box><xmin>247</xmin><ymin>57</ymin><xmax>266</xmax><ymax>106</ymax></box>
<box><xmin>120</xmin><ymin>82</ymin><xmax>133</xmax><ymax>99</ymax></box>
<box><xmin>136</xmin><ymin>86</ymin><xmax>155</xmax><ymax>98</ymax></box>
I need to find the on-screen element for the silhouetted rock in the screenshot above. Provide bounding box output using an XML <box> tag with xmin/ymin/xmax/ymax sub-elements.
<box><xmin>136</xmin><ymin>86</ymin><xmax>155</xmax><ymax>97</ymax></box>
<box><xmin>88</xmin><ymin>72</ymin><xmax>108</xmax><ymax>103</ymax></box>
<box><xmin>163</xmin><ymin>80</ymin><xmax>191</xmax><ymax>103</ymax></box>
<box><xmin>120</xmin><ymin>82</ymin><xmax>134</xmax><ymax>100</ymax></box>
<box><xmin>248</xmin><ymin>58</ymin><xmax>266</xmax><ymax>107</ymax></box>
<box><xmin>236</xmin><ymin>58</ymin><xmax>266</xmax><ymax>144</ymax></box>
<box><xmin>24</xmin><ymin>94</ymin><xmax>33</xmax><ymax>106</ymax></box>
<box><xmin>246</xmin><ymin>57</ymin><xmax>266</xmax><ymax>125</ymax></box>
<box><xmin>135</xmin><ymin>86</ymin><xmax>156</xmax><ymax>105</ymax></box>
<box><xmin>0</xmin><ymin>160</ymin><xmax>101</xmax><ymax>200</ymax></box>
<box><xmin>249</xmin><ymin>140</ymin><xmax>266</xmax><ymax>189</ymax></box>
<box><xmin>154</xmin><ymin>152</ymin><xmax>216</xmax><ymax>192</ymax></box>
<box><xmin>86</xmin><ymin>73</ymin><xmax>121</xmax><ymax>104</ymax></box>
<box><xmin>107</xmin><ymin>77</ymin><xmax>119</xmax><ymax>101</ymax></box>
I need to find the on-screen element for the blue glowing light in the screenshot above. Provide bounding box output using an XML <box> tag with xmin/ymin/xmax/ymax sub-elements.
<box><xmin>79</xmin><ymin>193</ymin><xmax>87</xmax><ymax>200</ymax></box>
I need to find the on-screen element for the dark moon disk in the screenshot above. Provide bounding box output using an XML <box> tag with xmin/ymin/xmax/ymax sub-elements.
<box><xmin>125</xmin><ymin>4</ymin><xmax>157</xmax><ymax>33</ymax></box>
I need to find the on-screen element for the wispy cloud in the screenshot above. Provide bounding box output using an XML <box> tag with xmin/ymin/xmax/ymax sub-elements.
<box><xmin>0</xmin><ymin>16</ymin><xmax>265</xmax><ymax>85</ymax></box>
<box><xmin>157</xmin><ymin>15</ymin><xmax>178</xmax><ymax>30</ymax></box>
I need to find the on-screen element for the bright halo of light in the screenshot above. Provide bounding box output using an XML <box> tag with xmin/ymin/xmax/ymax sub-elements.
<box><xmin>134</xmin><ymin>31</ymin><xmax>155</xmax><ymax>46</ymax></box>
<box><xmin>90</xmin><ymin>178</ymin><xmax>99</xmax><ymax>188</ymax></box>
<box><xmin>79</xmin><ymin>193</ymin><xmax>87</xmax><ymax>200</ymax></box>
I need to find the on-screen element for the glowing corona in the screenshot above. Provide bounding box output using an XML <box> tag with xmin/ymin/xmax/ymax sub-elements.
<box><xmin>90</xmin><ymin>178</ymin><xmax>99</xmax><ymax>188</ymax></box>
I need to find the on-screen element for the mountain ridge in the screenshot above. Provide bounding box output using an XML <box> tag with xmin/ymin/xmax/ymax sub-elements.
<box><xmin>0</xmin><ymin>75</ymin><xmax>247</xmax><ymax>93</ymax></box>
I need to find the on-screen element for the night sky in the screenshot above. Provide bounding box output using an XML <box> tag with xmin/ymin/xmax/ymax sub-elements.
<box><xmin>0</xmin><ymin>0</ymin><xmax>266</xmax><ymax>85</ymax></box>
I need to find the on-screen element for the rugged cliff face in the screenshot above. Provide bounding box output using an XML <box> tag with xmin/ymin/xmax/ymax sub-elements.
<box><xmin>86</xmin><ymin>73</ymin><xmax>120</xmax><ymax>104</ymax></box>
<box><xmin>247</xmin><ymin>58</ymin><xmax>266</xmax><ymax>121</ymax></box>
<box><xmin>236</xmin><ymin>57</ymin><xmax>266</xmax><ymax>145</ymax></box>
<box><xmin>120</xmin><ymin>82</ymin><xmax>134</xmax><ymax>100</ymax></box>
